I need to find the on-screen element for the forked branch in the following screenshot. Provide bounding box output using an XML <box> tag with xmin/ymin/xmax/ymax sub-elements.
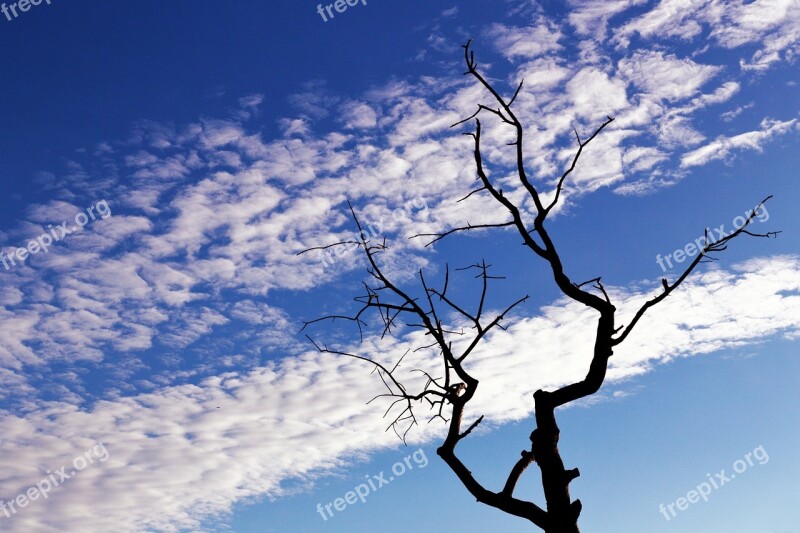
<box><xmin>612</xmin><ymin>195</ymin><xmax>778</xmax><ymax>346</ymax></box>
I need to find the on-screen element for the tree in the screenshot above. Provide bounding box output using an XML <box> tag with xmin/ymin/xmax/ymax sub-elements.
<box><xmin>300</xmin><ymin>41</ymin><xmax>778</xmax><ymax>532</ymax></box>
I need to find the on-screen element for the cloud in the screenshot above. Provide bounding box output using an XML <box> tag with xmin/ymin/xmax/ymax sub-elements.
<box><xmin>615</xmin><ymin>0</ymin><xmax>800</xmax><ymax>72</ymax></box>
<box><xmin>681</xmin><ymin>117</ymin><xmax>798</xmax><ymax>168</ymax></box>
<box><xmin>441</xmin><ymin>6</ymin><xmax>458</xmax><ymax>17</ymax></box>
<box><xmin>339</xmin><ymin>101</ymin><xmax>378</xmax><ymax>130</ymax></box>
<box><xmin>1</xmin><ymin>0</ymin><xmax>796</xmax><ymax>397</ymax></box>
<box><xmin>720</xmin><ymin>102</ymin><xmax>754</xmax><ymax>122</ymax></box>
<box><xmin>486</xmin><ymin>19</ymin><xmax>563</xmax><ymax>60</ymax></box>
<box><xmin>568</xmin><ymin>0</ymin><xmax>647</xmax><ymax>40</ymax></box>
<box><xmin>0</xmin><ymin>0</ymin><xmax>797</xmax><ymax>398</ymax></box>
<box><xmin>711</xmin><ymin>0</ymin><xmax>800</xmax><ymax>71</ymax></box>
<box><xmin>238</xmin><ymin>94</ymin><xmax>264</xmax><ymax>109</ymax></box>
<box><xmin>617</xmin><ymin>51</ymin><xmax>721</xmax><ymax>103</ymax></box>
<box><xmin>1</xmin><ymin>256</ymin><xmax>798</xmax><ymax>531</ymax></box>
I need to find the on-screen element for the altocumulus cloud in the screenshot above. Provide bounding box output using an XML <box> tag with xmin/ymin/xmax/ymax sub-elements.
<box><xmin>0</xmin><ymin>0</ymin><xmax>799</xmax><ymax>530</ymax></box>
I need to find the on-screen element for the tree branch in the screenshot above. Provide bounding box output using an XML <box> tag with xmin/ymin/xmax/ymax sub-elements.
<box><xmin>612</xmin><ymin>195</ymin><xmax>778</xmax><ymax>346</ymax></box>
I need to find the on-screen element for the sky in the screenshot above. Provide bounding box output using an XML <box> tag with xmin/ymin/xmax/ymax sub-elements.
<box><xmin>0</xmin><ymin>0</ymin><xmax>799</xmax><ymax>531</ymax></box>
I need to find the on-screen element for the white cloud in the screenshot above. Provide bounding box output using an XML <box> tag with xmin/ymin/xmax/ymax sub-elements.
<box><xmin>614</xmin><ymin>0</ymin><xmax>710</xmax><ymax>46</ymax></box>
<box><xmin>623</xmin><ymin>146</ymin><xmax>669</xmax><ymax>172</ymax></box>
<box><xmin>617</xmin><ymin>51</ymin><xmax>721</xmax><ymax>103</ymax></box>
<box><xmin>615</xmin><ymin>0</ymin><xmax>800</xmax><ymax>72</ymax></box>
<box><xmin>568</xmin><ymin>0</ymin><xmax>647</xmax><ymax>39</ymax></box>
<box><xmin>441</xmin><ymin>6</ymin><xmax>458</xmax><ymax>17</ymax></box>
<box><xmin>485</xmin><ymin>20</ymin><xmax>563</xmax><ymax>60</ymax></box>
<box><xmin>1</xmin><ymin>256</ymin><xmax>798</xmax><ymax>531</ymax></box>
<box><xmin>339</xmin><ymin>101</ymin><xmax>378</xmax><ymax>130</ymax></box>
<box><xmin>721</xmin><ymin>102</ymin><xmax>754</xmax><ymax>122</ymax></box>
<box><xmin>681</xmin><ymin>117</ymin><xmax>798</xmax><ymax>168</ymax></box>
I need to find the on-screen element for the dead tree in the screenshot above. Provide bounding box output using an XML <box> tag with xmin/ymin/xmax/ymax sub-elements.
<box><xmin>299</xmin><ymin>41</ymin><xmax>778</xmax><ymax>532</ymax></box>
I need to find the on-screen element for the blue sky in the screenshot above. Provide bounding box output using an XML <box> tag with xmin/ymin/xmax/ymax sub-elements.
<box><xmin>0</xmin><ymin>0</ymin><xmax>798</xmax><ymax>531</ymax></box>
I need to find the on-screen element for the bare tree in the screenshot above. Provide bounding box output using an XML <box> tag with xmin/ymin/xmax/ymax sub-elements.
<box><xmin>300</xmin><ymin>41</ymin><xmax>778</xmax><ymax>532</ymax></box>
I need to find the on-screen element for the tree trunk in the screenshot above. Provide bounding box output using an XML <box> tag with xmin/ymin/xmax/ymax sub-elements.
<box><xmin>533</xmin><ymin>393</ymin><xmax>581</xmax><ymax>533</ymax></box>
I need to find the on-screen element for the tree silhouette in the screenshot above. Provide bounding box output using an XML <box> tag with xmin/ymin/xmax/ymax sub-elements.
<box><xmin>300</xmin><ymin>41</ymin><xmax>778</xmax><ymax>532</ymax></box>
